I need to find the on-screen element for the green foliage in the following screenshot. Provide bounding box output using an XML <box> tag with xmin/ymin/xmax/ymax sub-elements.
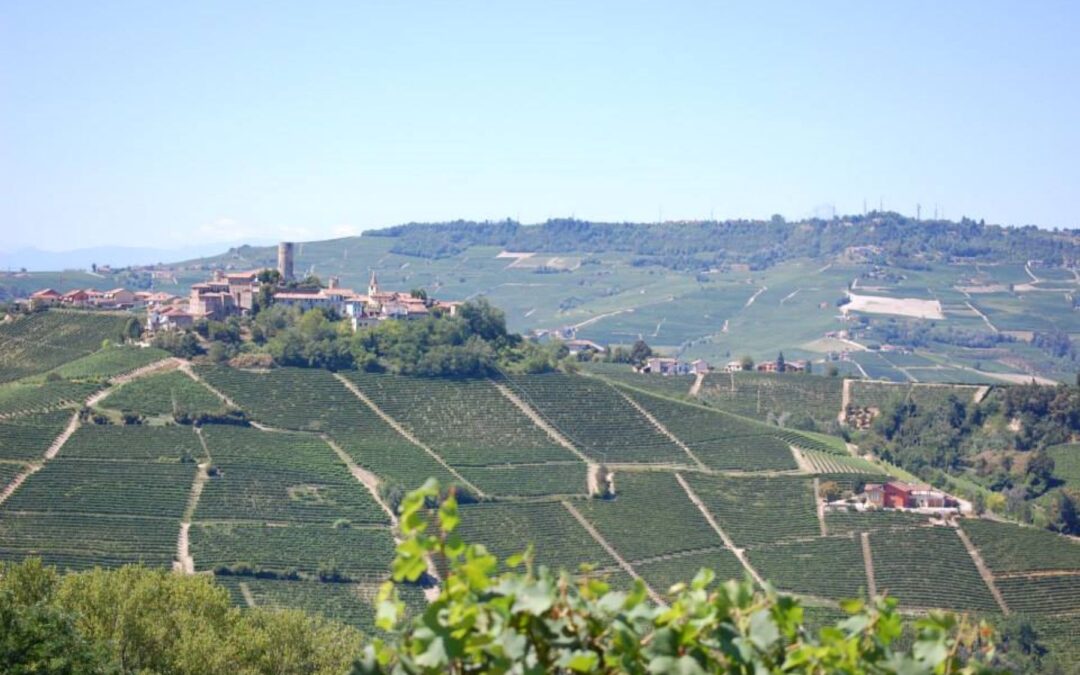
<box><xmin>0</xmin><ymin>559</ymin><xmax>364</xmax><ymax>674</ymax></box>
<box><xmin>361</xmin><ymin>479</ymin><xmax>1000</xmax><ymax>674</ymax></box>
<box><xmin>0</xmin><ymin>311</ymin><xmax>129</xmax><ymax>383</ymax></box>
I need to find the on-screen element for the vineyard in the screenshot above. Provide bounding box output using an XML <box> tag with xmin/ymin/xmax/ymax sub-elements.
<box><xmin>584</xmin><ymin>363</ymin><xmax>695</xmax><ymax>399</ymax></box>
<box><xmin>696</xmin><ymin>371</ymin><xmax>843</xmax><ymax>428</ymax></box>
<box><xmin>576</xmin><ymin>471</ymin><xmax>721</xmax><ymax>561</ymax></box>
<box><xmin>99</xmin><ymin>370</ymin><xmax>224</xmax><ymax>417</ymax></box>
<box><xmin>0</xmin><ymin>379</ymin><xmax>101</xmax><ymax>417</ymax></box>
<box><xmin>505</xmin><ymin>374</ymin><xmax>690</xmax><ymax>464</ymax></box>
<box><xmin>195</xmin><ymin>366</ymin><xmax>364</xmax><ymax>432</ymax></box>
<box><xmin>453</xmin><ymin>501</ymin><xmax>618</xmax><ymax>572</ymax></box>
<box><xmin>826</xmin><ymin>509</ymin><xmax>931</xmax><ymax>536</ymax></box>
<box><xmin>455</xmin><ymin>462</ymin><xmax>588</xmax><ymax>497</ymax></box>
<box><xmin>190</xmin><ymin>522</ymin><xmax>396</xmax><ymax>581</ymax></box>
<box><xmin>344</xmin><ymin>373</ymin><xmax>577</xmax><ymax>466</ymax></box>
<box><xmin>0</xmin><ymin>512</ymin><xmax>178</xmax><ymax>570</ymax></box>
<box><xmin>195</xmin><ymin>426</ymin><xmax>389</xmax><ymax>525</ymax></box>
<box><xmin>632</xmin><ymin>548</ymin><xmax>745</xmax><ymax>594</ymax></box>
<box><xmin>0</xmin><ymin>311</ymin><xmax>129</xmax><ymax>382</ymax></box>
<box><xmin>869</xmin><ymin>527</ymin><xmax>999</xmax><ymax>612</ymax></box>
<box><xmin>996</xmin><ymin>575</ymin><xmax>1080</xmax><ymax>615</ymax></box>
<box><xmin>960</xmin><ymin>519</ymin><xmax>1080</xmax><ymax>573</ymax></box>
<box><xmin>60</xmin><ymin>425</ymin><xmax>201</xmax><ymax>462</ymax></box>
<box><xmin>848</xmin><ymin>381</ymin><xmax>983</xmax><ymax>411</ymax></box>
<box><xmin>2</xmin><ymin>459</ymin><xmax>195</xmax><ymax>518</ymax></box>
<box><xmin>617</xmin><ymin>388</ymin><xmax>798</xmax><ymax>471</ymax></box>
<box><xmin>748</xmin><ymin>535</ymin><xmax>868</xmax><ymax>600</ymax></box>
<box><xmin>48</xmin><ymin>345</ymin><xmax>170</xmax><ymax>380</ymax></box>
<box><xmin>0</xmin><ymin>410</ymin><xmax>73</xmax><ymax>461</ymax></box>
<box><xmin>683</xmin><ymin>474</ymin><xmax>820</xmax><ymax>547</ymax></box>
<box><xmin>801</xmin><ymin>450</ymin><xmax>879</xmax><ymax>474</ymax></box>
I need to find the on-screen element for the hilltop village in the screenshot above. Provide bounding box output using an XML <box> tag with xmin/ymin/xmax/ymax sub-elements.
<box><xmin>21</xmin><ymin>242</ymin><xmax>461</xmax><ymax>334</ymax></box>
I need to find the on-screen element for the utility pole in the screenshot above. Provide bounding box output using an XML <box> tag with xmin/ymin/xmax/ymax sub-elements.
<box><xmin>916</xmin><ymin>204</ymin><xmax>921</xmax><ymax>221</ymax></box>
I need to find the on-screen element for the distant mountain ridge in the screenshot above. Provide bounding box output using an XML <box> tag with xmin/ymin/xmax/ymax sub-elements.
<box><xmin>0</xmin><ymin>241</ymin><xmax>273</xmax><ymax>272</ymax></box>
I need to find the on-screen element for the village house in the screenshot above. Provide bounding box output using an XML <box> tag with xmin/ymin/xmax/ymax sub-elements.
<box><xmin>28</xmin><ymin>288</ymin><xmax>62</xmax><ymax>308</ymax></box>
<box><xmin>723</xmin><ymin>360</ymin><xmax>744</xmax><ymax>373</ymax></box>
<box><xmin>642</xmin><ymin>357</ymin><xmax>710</xmax><ymax>376</ymax></box>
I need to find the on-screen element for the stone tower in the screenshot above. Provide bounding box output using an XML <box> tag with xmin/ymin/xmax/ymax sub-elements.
<box><xmin>277</xmin><ymin>242</ymin><xmax>295</xmax><ymax>281</ymax></box>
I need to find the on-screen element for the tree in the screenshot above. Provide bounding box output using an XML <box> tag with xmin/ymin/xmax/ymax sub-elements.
<box><xmin>776</xmin><ymin>351</ymin><xmax>786</xmax><ymax>373</ymax></box>
<box><xmin>819</xmin><ymin>480</ymin><xmax>842</xmax><ymax>502</ymax></box>
<box><xmin>629</xmin><ymin>339</ymin><xmax>652</xmax><ymax>365</ymax></box>
<box><xmin>740</xmin><ymin>354</ymin><xmax>755</xmax><ymax>371</ymax></box>
<box><xmin>123</xmin><ymin>316</ymin><xmax>142</xmax><ymax>341</ymax></box>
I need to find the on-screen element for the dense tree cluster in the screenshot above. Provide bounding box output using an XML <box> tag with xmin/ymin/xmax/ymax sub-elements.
<box><xmin>862</xmin><ymin>383</ymin><xmax>1080</xmax><ymax>534</ymax></box>
<box><xmin>367</xmin><ymin>213</ymin><xmax>1080</xmax><ymax>271</ymax></box>
<box><xmin>154</xmin><ymin>298</ymin><xmax>566</xmax><ymax>377</ymax></box>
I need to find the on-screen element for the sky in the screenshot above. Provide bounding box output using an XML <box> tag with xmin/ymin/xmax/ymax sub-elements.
<box><xmin>2</xmin><ymin>1</ymin><xmax>1079</xmax><ymax>251</ymax></box>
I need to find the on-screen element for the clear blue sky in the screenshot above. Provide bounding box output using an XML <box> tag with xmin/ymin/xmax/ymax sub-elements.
<box><xmin>2</xmin><ymin>1</ymin><xmax>1078</xmax><ymax>250</ymax></box>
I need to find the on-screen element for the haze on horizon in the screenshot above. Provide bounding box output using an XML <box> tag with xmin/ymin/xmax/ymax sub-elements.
<box><xmin>2</xmin><ymin>1</ymin><xmax>1078</xmax><ymax>252</ymax></box>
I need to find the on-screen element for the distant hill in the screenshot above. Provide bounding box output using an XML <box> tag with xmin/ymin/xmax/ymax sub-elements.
<box><xmin>0</xmin><ymin>241</ymin><xmax>271</xmax><ymax>272</ymax></box>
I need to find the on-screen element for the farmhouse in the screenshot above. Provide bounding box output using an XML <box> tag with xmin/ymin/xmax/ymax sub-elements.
<box><xmin>864</xmin><ymin>481</ymin><xmax>950</xmax><ymax>509</ymax></box>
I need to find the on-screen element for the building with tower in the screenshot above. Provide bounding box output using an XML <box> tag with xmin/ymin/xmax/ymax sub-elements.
<box><xmin>277</xmin><ymin>242</ymin><xmax>295</xmax><ymax>281</ymax></box>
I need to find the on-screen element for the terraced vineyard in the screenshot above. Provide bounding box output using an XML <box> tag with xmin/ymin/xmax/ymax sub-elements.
<box><xmin>960</xmin><ymin>519</ymin><xmax>1080</xmax><ymax>573</ymax></box>
<box><xmin>996</xmin><ymin>575</ymin><xmax>1080</xmax><ymax>615</ymax></box>
<box><xmin>2</xmin><ymin>459</ymin><xmax>195</xmax><ymax>518</ymax></box>
<box><xmin>801</xmin><ymin>450</ymin><xmax>879</xmax><ymax>474</ymax></box>
<box><xmin>60</xmin><ymin>425</ymin><xmax>201</xmax><ymax>462</ymax></box>
<box><xmin>455</xmin><ymin>462</ymin><xmax>588</xmax><ymax>497</ymax></box>
<box><xmin>0</xmin><ymin>462</ymin><xmax>27</xmax><ymax>487</ymax></box>
<box><xmin>696</xmin><ymin>371</ymin><xmax>843</xmax><ymax>427</ymax></box>
<box><xmin>0</xmin><ymin>311</ymin><xmax>129</xmax><ymax>382</ymax></box>
<box><xmin>196</xmin><ymin>426</ymin><xmax>388</xmax><ymax>525</ymax></box>
<box><xmin>195</xmin><ymin>366</ymin><xmax>363</xmax><ymax>431</ymax></box>
<box><xmin>48</xmin><ymin>345</ymin><xmax>170</xmax><ymax>380</ymax></box>
<box><xmin>0</xmin><ymin>410</ymin><xmax>72</xmax><ymax>461</ymax></box>
<box><xmin>869</xmin><ymin>527</ymin><xmax>999</xmax><ymax>612</ymax></box>
<box><xmin>826</xmin><ymin>509</ymin><xmax>931</xmax><ymax>536</ymax></box>
<box><xmin>505</xmin><ymin>374</ymin><xmax>690</xmax><ymax>464</ymax></box>
<box><xmin>0</xmin><ymin>379</ymin><xmax>101</xmax><ymax>416</ymax></box>
<box><xmin>683</xmin><ymin>474</ymin><xmax>819</xmax><ymax>547</ymax></box>
<box><xmin>617</xmin><ymin>388</ymin><xmax>797</xmax><ymax>471</ymax></box>
<box><xmin>191</xmin><ymin>522</ymin><xmax>396</xmax><ymax>581</ymax></box>
<box><xmin>0</xmin><ymin>512</ymin><xmax>179</xmax><ymax>570</ymax></box>
<box><xmin>584</xmin><ymin>363</ymin><xmax>696</xmax><ymax>399</ymax></box>
<box><xmin>749</xmin><ymin>536</ymin><xmax>868</xmax><ymax>600</ymax></box>
<box><xmin>576</xmin><ymin>471</ymin><xmax>721</xmax><ymax>561</ymax></box>
<box><xmin>454</xmin><ymin>501</ymin><xmax>619</xmax><ymax>572</ymax></box>
<box><xmin>345</xmin><ymin>373</ymin><xmax>577</xmax><ymax>466</ymax></box>
<box><xmin>99</xmin><ymin>370</ymin><xmax>224</xmax><ymax>416</ymax></box>
<box><xmin>632</xmin><ymin>548</ymin><xmax>745</xmax><ymax>594</ymax></box>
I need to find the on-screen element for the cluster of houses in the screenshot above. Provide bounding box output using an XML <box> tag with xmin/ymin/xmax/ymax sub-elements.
<box><xmin>719</xmin><ymin>357</ymin><xmax>810</xmax><ymax>374</ymax></box>
<box><xmin>24</xmin><ymin>241</ymin><xmax>461</xmax><ymax>334</ymax></box>
<box><xmin>152</xmin><ymin>268</ymin><xmax>459</xmax><ymax>332</ymax></box>
<box><xmin>27</xmin><ymin>287</ymin><xmax>175</xmax><ymax>311</ymax></box>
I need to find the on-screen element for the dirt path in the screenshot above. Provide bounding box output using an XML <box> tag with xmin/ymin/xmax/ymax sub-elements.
<box><xmin>813</xmin><ymin>478</ymin><xmax>828</xmax><ymax>536</ymax></box>
<box><xmin>238</xmin><ymin>582</ymin><xmax>257</xmax><ymax>607</ymax></box>
<box><xmin>109</xmin><ymin>356</ymin><xmax>183</xmax><ymax>386</ymax></box>
<box><xmin>973</xmin><ymin>386</ymin><xmax>991</xmax><ymax>404</ymax></box>
<box><xmin>44</xmin><ymin>411</ymin><xmax>80</xmax><ymax>460</ymax></box>
<box><xmin>674</xmin><ymin>473</ymin><xmax>764</xmax><ymax>585</ymax></box>
<box><xmin>860</xmin><ymin>533</ymin><xmax>877</xmax><ymax>598</ymax></box>
<box><xmin>0</xmin><ymin>467</ymin><xmax>40</xmax><ymax>506</ymax></box>
<box><xmin>1024</xmin><ymin>262</ymin><xmax>1040</xmax><ymax>283</ymax></box>
<box><xmin>779</xmin><ymin>289</ymin><xmax>801</xmax><ymax>305</ymax></box>
<box><xmin>323</xmin><ymin>435</ymin><xmax>398</xmax><ymax>525</ymax></box>
<box><xmin>180</xmin><ymin>363</ymin><xmax>239</xmax><ymax>408</ymax></box>
<box><xmin>176</xmin><ymin>523</ymin><xmax>195</xmax><ymax>575</ymax></box>
<box><xmin>616</xmin><ymin>390</ymin><xmax>706</xmax><ymax>470</ymax></box>
<box><xmin>491</xmin><ymin>380</ymin><xmax>591</xmax><ymax>465</ymax></box>
<box><xmin>839</xmin><ymin>378</ymin><xmax>852</xmax><ymax>424</ymax></box>
<box><xmin>994</xmin><ymin>569</ymin><xmax>1080</xmax><ymax>579</ymax></box>
<box><xmin>689</xmin><ymin>372</ymin><xmax>705</xmax><ymax>397</ymax></box>
<box><xmin>965</xmin><ymin>301</ymin><xmax>999</xmax><ymax>333</ymax></box>
<box><xmin>954</xmin><ymin>525</ymin><xmax>1010</xmax><ymax>615</ymax></box>
<box><xmin>791</xmin><ymin>446</ymin><xmax>814</xmax><ymax>474</ymax></box>
<box><xmin>744</xmin><ymin>286</ymin><xmax>768</xmax><ymax>308</ymax></box>
<box><xmin>334</xmin><ymin>373</ymin><xmax>483</xmax><ymax>497</ymax></box>
<box><xmin>571</xmin><ymin>308</ymin><xmax>633</xmax><ymax>331</ymax></box>
<box><xmin>561</xmin><ymin>500</ymin><xmax>662</xmax><ymax>604</ymax></box>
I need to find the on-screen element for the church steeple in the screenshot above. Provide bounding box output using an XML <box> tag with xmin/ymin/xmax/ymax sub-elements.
<box><xmin>368</xmin><ymin>270</ymin><xmax>380</xmax><ymax>297</ymax></box>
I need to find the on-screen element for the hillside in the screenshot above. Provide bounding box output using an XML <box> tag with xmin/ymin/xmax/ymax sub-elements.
<box><xmin>64</xmin><ymin>215</ymin><xmax>1068</xmax><ymax>383</ymax></box>
<box><xmin>1</xmin><ymin>319</ymin><xmax>1078</xmax><ymax>667</ymax></box>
